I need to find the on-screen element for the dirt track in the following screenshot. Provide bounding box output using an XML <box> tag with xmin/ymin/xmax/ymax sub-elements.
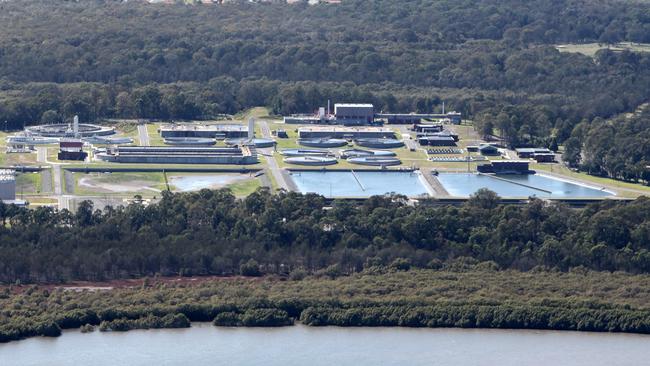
<box><xmin>3</xmin><ymin>275</ymin><xmax>266</xmax><ymax>293</ymax></box>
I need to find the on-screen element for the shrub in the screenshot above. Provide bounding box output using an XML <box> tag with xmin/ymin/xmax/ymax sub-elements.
<box><xmin>289</xmin><ymin>268</ymin><xmax>308</xmax><ymax>281</ymax></box>
<box><xmin>80</xmin><ymin>324</ymin><xmax>95</xmax><ymax>333</ymax></box>
<box><xmin>315</xmin><ymin>264</ymin><xmax>342</xmax><ymax>279</ymax></box>
<box><xmin>390</xmin><ymin>258</ymin><xmax>411</xmax><ymax>271</ymax></box>
<box><xmin>241</xmin><ymin>309</ymin><xmax>293</xmax><ymax>327</ymax></box>
<box><xmin>240</xmin><ymin>259</ymin><xmax>262</xmax><ymax>277</ymax></box>
<box><xmin>213</xmin><ymin>312</ymin><xmax>242</xmax><ymax>327</ymax></box>
<box><xmin>35</xmin><ymin>321</ymin><xmax>61</xmax><ymax>337</ymax></box>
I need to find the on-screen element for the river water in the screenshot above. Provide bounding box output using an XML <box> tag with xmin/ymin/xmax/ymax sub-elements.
<box><xmin>1</xmin><ymin>324</ymin><xmax>648</xmax><ymax>366</ymax></box>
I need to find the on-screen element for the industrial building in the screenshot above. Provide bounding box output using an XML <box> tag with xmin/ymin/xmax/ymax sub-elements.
<box><xmin>446</xmin><ymin>112</ymin><xmax>462</xmax><ymax>124</ymax></box>
<box><xmin>477</xmin><ymin>160</ymin><xmax>531</xmax><ymax>174</ymax></box>
<box><xmin>533</xmin><ymin>153</ymin><xmax>556</xmax><ymax>162</ymax></box>
<box><xmin>377</xmin><ymin>111</ymin><xmax>463</xmax><ymax>124</ymax></box>
<box><xmin>0</xmin><ymin>169</ymin><xmax>16</xmax><ymax>201</ymax></box>
<box><xmin>298</xmin><ymin>126</ymin><xmax>395</xmax><ymax>139</ymax></box>
<box><xmin>418</xmin><ymin>136</ymin><xmax>457</xmax><ymax>146</ymax></box>
<box><xmin>282</xmin><ymin>101</ymin><xmax>463</xmax><ymax>126</ymax></box>
<box><xmin>515</xmin><ymin>148</ymin><xmax>556</xmax><ymax>162</ymax></box>
<box><xmin>96</xmin><ymin>146</ymin><xmax>258</xmax><ymax>165</ymax></box>
<box><xmin>384</xmin><ymin>115</ymin><xmax>422</xmax><ymax>124</ymax></box>
<box><xmin>334</xmin><ymin>103</ymin><xmax>375</xmax><ymax>125</ymax></box>
<box><xmin>160</xmin><ymin>124</ymin><xmax>249</xmax><ymax>139</ymax></box>
<box><xmin>58</xmin><ymin>139</ymin><xmax>87</xmax><ymax>161</ymax></box>
<box><xmin>417</xmin><ymin>130</ymin><xmax>458</xmax><ymax>141</ymax></box>
<box><xmin>283</xmin><ymin>116</ymin><xmax>328</xmax><ymax>125</ymax></box>
<box><xmin>355</xmin><ymin>138</ymin><xmax>404</xmax><ymax>149</ymax></box>
<box><xmin>515</xmin><ymin>148</ymin><xmax>553</xmax><ymax>158</ymax></box>
<box><xmin>478</xmin><ymin>143</ymin><xmax>499</xmax><ymax>156</ymax></box>
<box><xmin>412</xmin><ymin>124</ymin><xmax>444</xmax><ymax>133</ymax></box>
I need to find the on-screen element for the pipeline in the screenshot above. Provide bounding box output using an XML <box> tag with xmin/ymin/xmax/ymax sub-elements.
<box><xmin>350</xmin><ymin>169</ymin><xmax>366</xmax><ymax>191</ymax></box>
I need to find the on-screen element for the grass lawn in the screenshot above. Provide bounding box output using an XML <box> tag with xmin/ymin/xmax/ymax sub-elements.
<box><xmin>73</xmin><ymin>171</ymin><xmax>167</xmax><ymax>196</ymax></box>
<box><xmin>46</xmin><ymin>146</ymin><xmax>61</xmax><ymax>163</ymax></box>
<box><xmin>228</xmin><ymin>177</ymin><xmax>261</xmax><ymax>196</ymax></box>
<box><xmin>4</xmin><ymin>150</ymin><xmax>39</xmax><ymax>166</ymax></box>
<box><xmin>15</xmin><ymin>171</ymin><xmax>42</xmax><ymax>195</ymax></box>
<box><xmin>234</xmin><ymin>106</ymin><xmax>280</xmax><ymax>121</ymax></box>
<box><xmin>24</xmin><ymin>197</ymin><xmax>58</xmax><ymax>206</ymax></box>
<box><xmin>112</xmin><ymin>120</ymin><xmax>140</xmax><ymax>142</ymax></box>
<box><xmin>146</xmin><ymin>123</ymin><xmax>165</xmax><ymax>146</ymax></box>
<box><xmin>0</xmin><ymin>131</ymin><xmax>6</xmax><ymax>165</ymax></box>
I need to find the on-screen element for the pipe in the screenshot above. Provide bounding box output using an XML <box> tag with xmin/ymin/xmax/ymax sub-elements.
<box><xmin>350</xmin><ymin>169</ymin><xmax>366</xmax><ymax>191</ymax></box>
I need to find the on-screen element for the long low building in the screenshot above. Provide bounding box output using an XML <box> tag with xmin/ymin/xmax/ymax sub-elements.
<box><xmin>477</xmin><ymin>160</ymin><xmax>531</xmax><ymax>174</ymax></box>
<box><xmin>284</xmin><ymin>116</ymin><xmax>330</xmax><ymax>124</ymax></box>
<box><xmin>418</xmin><ymin>136</ymin><xmax>456</xmax><ymax>146</ymax></box>
<box><xmin>515</xmin><ymin>147</ymin><xmax>552</xmax><ymax>158</ymax></box>
<box><xmin>298</xmin><ymin>126</ymin><xmax>395</xmax><ymax>139</ymax></box>
<box><xmin>160</xmin><ymin>124</ymin><xmax>249</xmax><ymax>139</ymax></box>
<box><xmin>376</xmin><ymin>111</ymin><xmax>462</xmax><ymax>124</ymax></box>
<box><xmin>96</xmin><ymin>146</ymin><xmax>258</xmax><ymax>164</ymax></box>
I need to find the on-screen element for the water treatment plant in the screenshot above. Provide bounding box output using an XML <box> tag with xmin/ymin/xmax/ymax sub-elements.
<box><xmin>1</xmin><ymin>105</ymin><xmax>644</xmax><ymax>212</ymax></box>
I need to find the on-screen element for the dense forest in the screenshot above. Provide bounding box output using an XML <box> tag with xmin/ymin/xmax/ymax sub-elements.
<box><xmin>0</xmin><ymin>188</ymin><xmax>649</xmax><ymax>283</ymax></box>
<box><xmin>0</xmin><ymin>0</ymin><xmax>648</xmax><ymax>181</ymax></box>
<box><xmin>563</xmin><ymin>105</ymin><xmax>650</xmax><ymax>182</ymax></box>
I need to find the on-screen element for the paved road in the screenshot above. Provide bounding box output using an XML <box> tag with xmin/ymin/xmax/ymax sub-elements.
<box><xmin>58</xmin><ymin>195</ymin><xmax>73</xmax><ymax>211</ymax></box>
<box><xmin>36</xmin><ymin>146</ymin><xmax>47</xmax><ymax>163</ymax></box>
<box><xmin>40</xmin><ymin>169</ymin><xmax>53</xmax><ymax>194</ymax></box>
<box><xmin>137</xmin><ymin>124</ymin><xmax>150</xmax><ymax>146</ymax></box>
<box><xmin>258</xmin><ymin>120</ymin><xmax>290</xmax><ymax>191</ymax></box>
<box><xmin>52</xmin><ymin>164</ymin><xmax>62</xmax><ymax>195</ymax></box>
<box><xmin>50</xmin><ymin>164</ymin><xmax>73</xmax><ymax>210</ymax></box>
<box><xmin>259</xmin><ymin>120</ymin><xmax>272</xmax><ymax>138</ymax></box>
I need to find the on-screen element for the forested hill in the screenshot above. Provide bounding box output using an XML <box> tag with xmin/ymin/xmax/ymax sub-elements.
<box><xmin>0</xmin><ymin>0</ymin><xmax>647</xmax><ymax>85</ymax></box>
<box><xmin>1</xmin><ymin>189</ymin><xmax>649</xmax><ymax>284</ymax></box>
<box><xmin>0</xmin><ymin>0</ymin><xmax>649</xmax><ymax>181</ymax></box>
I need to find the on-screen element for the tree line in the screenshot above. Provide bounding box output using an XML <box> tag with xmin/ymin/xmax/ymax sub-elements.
<box><xmin>1</xmin><ymin>188</ymin><xmax>649</xmax><ymax>284</ymax></box>
<box><xmin>562</xmin><ymin>106</ymin><xmax>650</xmax><ymax>184</ymax></box>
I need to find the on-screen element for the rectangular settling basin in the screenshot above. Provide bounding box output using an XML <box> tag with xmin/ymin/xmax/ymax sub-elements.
<box><xmin>436</xmin><ymin>173</ymin><xmax>613</xmax><ymax>198</ymax></box>
<box><xmin>289</xmin><ymin>170</ymin><xmax>432</xmax><ymax>198</ymax></box>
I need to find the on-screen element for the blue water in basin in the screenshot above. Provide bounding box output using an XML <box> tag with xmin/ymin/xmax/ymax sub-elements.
<box><xmin>289</xmin><ymin>171</ymin><xmax>431</xmax><ymax>198</ymax></box>
<box><xmin>436</xmin><ymin>173</ymin><xmax>613</xmax><ymax>198</ymax></box>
